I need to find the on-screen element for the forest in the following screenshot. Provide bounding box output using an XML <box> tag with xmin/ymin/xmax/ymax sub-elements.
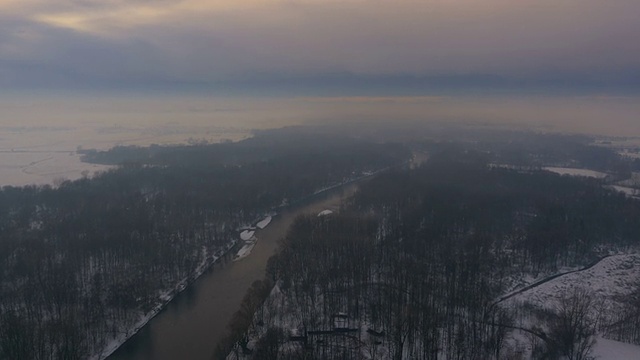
<box><xmin>221</xmin><ymin>146</ymin><xmax>640</xmax><ymax>360</ymax></box>
<box><xmin>3</xmin><ymin>125</ymin><xmax>640</xmax><ymax>360</ymax></box>
<box><xmin>0</xmin><ymin>129</ymin><xmax>409</xmax><ymax>360</ymax></box>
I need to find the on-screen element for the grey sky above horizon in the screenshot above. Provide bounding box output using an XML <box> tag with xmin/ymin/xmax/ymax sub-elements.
<box><xmin>1</xmin><ymin>0</ymin><xmax>639</xmax><ymax>94</ymax></box>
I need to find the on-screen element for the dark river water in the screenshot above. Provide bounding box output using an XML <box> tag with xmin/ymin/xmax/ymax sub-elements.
<box><xmin>108</xmin><ymin>184</ymin><xmax>358</xmax><ymax>360</ymax></box>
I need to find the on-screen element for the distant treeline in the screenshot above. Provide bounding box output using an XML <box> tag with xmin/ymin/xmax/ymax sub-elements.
<box><xmin>80</xmin><ymin>128</ymin><xmax>406</xmax><ymax>168</ymax></box>
<box><xmin>82</xmin><ymin>127</ymin><xmax>638</xmax><ymax>175</ymax></box>
<box><xmin>416</xmin><ymin>131</ymin><xmax>636</xmax><ymax>177</ymax></box>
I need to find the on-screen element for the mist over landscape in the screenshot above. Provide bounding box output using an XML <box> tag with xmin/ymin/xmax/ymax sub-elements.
<box><xmin>3</xmin><ymin>94</ymin><xmax>640</xmax><ymax>187</ymax></box>
<box><xmin>1</xmin><ymin>1</ymin><xmax>640</xmax><ymax>360</ymax></box>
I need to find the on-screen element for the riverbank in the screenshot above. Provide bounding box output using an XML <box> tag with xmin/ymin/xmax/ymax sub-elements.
<box><xmin>107</xmin><ymin>182</ymin><xmax>359</xmax><ymax>360</ymax></box>
<box><xmin>93</xmin><ymin>239</ymin><xmax>240</xmax><ymax>360</ymax></box>
<box><xmin>99</xmin><ymin>215</ymin><xmax>274</xmax><ymax>359</ymax></box>
<box><xmin>93</xmin><ymin>153</ymin><xmax>413</xmax><ymax>359</ymax></box>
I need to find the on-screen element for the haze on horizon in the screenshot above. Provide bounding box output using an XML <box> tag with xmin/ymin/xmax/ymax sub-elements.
<box><xmin>1</xmin><ymin>0</ymin><xmax>639</xmax><ymax>144</ymax></box>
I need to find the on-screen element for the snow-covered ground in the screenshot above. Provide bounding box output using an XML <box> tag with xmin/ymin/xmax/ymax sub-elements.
<box><xmin>256</xmin><ymin>216</ymin><xmax>272</xmax><ymax>229</ymax></box>
<box><xmin>544</xmin><ymin>167</ymin><xmax>609</xmax><ymax>179</ymax></box>
<box><xmin>317</xmin><ymin>209</ymin><xmax>334</xmax><ymax>217</ymax></box>
<box><xmin>499</xmin><ymin>253</ymin><xmax>640</xmax><ymax>359</ymax></box>
<box><xmin>0</xmin><ymin>95</ymin><xmax>308</xmax><ymax>187</ymax></box>
<box><xmin>93</xmin><ymin>239</ymin><xmax>238</xmax><ymax>360</ymax></box>
<box><xmin>227</xmin><ymin>250</ymin><xmax>640</xmax><ymax>359</ymax></box>
<box><xmin>488</xmin><ymin>163</ymin><xmax>529</xmax><ymax>170</ymax></box>
<box><xmin>0</xmin><ymin>151</ymin><xmax>114</xmax><ymax>186</ymax></box>
<box><xmin>240</xmin><ymin>230</ymin><xmax>255</xmax><ymax>241</ymax></box>
<box><xmin>593</xmin><ymin>336</ymin><xmax>640</xmax><ymax>360</ymax></box>
<box><xmin>610</xmin><ymin>185</ymin><xmax>639</xmax><ymax>197</ymax></box>
<box><xmin>234</xmin><ymin>242</ymin><xmax>257</xmax><ymax>262</ymax></box>
<box><xmin>503</xmin><ymin>254</ymin><xmax>640</xmax><ymax>312</ymax></box>
<box><xmin>0</xmin><ymin>122</ymin><xmax>249</xmax><ymax>187</ymax></box>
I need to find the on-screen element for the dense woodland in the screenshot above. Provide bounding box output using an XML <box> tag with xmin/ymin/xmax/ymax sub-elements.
<box><xmin>223</xmin><ymin>148</ymin><xmax>640</xmax><ymax>360</ymax></box>
<box><xmin>3</xmin><ymin>126</ymin><xmax>640</xmax><ymax>360</ymax></box>
<box><xmin>0</xmin><ymin>130</ymin><xmax>409</xmax><ymax>360</ymax></box>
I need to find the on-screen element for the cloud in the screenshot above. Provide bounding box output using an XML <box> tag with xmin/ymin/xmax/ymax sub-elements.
<box><xmin>1</xmin><ymin>0</ymin><xmax>639</xmax><ymax>92</ymax></box>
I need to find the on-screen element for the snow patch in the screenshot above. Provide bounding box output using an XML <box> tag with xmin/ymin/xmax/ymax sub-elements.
<box><xmin>544</xmin><ymin>167</ymin><xmax>608</xmax><ymax>179</ymax></box>
<box><xmin>256</xmin><ymin>216</ymin><xmax>272</xmax><ymax>229</ymax></box>
<box><xmin>240</xmin><ymin>230</ymin><xmax>255</xmax><ymax>241</ymax></box>
<box><xmin>234</xmin><ymin>242</ymin><xmax>257</xmax><ymax>261</ymax></box>
<box><xmin>592</xmin><ymin>336</ymin><xmax>640</xmax><ymax>360</ymax></box>
<box><xmin>317</xmin><ymin>209</ymin><xmax>334</xmax><ymax>217</ymax></box>
<box><xmin>503</xmin><ymin>254</ymin><xmax>640</xmax><ymax>313</ymax></box>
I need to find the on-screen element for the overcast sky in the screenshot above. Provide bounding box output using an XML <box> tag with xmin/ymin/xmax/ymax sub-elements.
<box><xmin>1</xmin><ymin>0</ymin><xmax>639</xmax><ymax>94</ymax></box>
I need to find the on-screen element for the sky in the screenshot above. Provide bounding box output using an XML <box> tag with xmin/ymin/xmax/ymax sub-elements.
<box><xmin>1</xmin><ymin>0</ymin><xmax>639</xmax><ymax>94</ymax></box>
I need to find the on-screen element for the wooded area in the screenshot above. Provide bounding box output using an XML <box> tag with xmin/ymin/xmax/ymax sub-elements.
<box><xmin>226</xmin><ymin>148</ymin><xmax>640</xmax><ymax>359</ymax></box>
<box><xmin>0</xmin><ymin>131</ymin><xmax>409</xmax><ymax>360</ymax></box>
<box><xmin>4</xmin><ymin>127</ymin><xmax>640</xmax><ymax>359</ymax></box>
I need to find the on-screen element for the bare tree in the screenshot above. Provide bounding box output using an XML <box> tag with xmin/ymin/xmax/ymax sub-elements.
<box><xmin>547</xmin><ymin>287</ymin><xmax>597</xmax><ymax>360</ymax></box>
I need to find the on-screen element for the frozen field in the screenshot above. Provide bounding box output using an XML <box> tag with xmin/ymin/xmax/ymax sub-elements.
<box><xmin>501</xmin><ymin>253</ymin><xmax>640</xmax><ymax>359</ymax></box>
<box><xmin>0</xmin><ymin>119</ymin><xmax>251</xmax><ymax>186</ymax></box>
<box><xmin>503</xmin><ymin>254</ymin><xmax>640</xmax><ymax>312</ymax></box>
<box><xmin>0</xmin><ymin>95</ymin><xmax>306</xmax><ymax>186</ymax></box>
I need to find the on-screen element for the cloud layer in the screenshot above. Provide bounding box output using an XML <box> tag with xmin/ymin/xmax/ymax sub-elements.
<box><xmin>2</xmin><ymin>0</ymin><xmax>639</xmax><ymax>92</ymax></box>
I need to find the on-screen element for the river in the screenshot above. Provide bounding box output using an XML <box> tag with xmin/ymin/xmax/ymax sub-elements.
<box><xmin>108</xmin><ymin>183</ymin><xmax>359</xmax><ymax>360</ymax></box>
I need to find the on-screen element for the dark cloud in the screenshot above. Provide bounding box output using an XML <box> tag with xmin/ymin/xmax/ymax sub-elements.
<box><xmin>1</xmin><ymin>0</ymin><xmax>639</xmax><ymax>93</ymax></box>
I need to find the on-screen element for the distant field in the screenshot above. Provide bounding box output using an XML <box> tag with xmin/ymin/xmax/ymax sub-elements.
<box><xmin>0</xmin><ymin>97</ymin><xmax>297</xmax><ymax>186</ymax></box>
<box><xmin>3</xmin><ymin>93</ymin><xmax>640</xmax><ymax>186</ymax></box>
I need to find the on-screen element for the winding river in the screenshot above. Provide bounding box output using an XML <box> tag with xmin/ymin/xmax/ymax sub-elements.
<box><xmin>109</xmin><ymin>183</ymin><xmax>359</xmax><ymax>360</ymax></box>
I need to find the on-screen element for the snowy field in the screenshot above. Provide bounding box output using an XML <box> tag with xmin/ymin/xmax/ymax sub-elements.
<box><xmin>0</xmin><ymin>121</ymin><xmax>250</xmax><ymax>186</ymax></box>
<box><xmin>504</xmin><ymin>254</ymin><xmax>640</xmax><ymax>313</ymax></box>
<box><xmin>543</xmin><ymin>167</ymin><xmax>609</xmax><ymax>179</ymax></box>
<box><xmin>0</xmin><ymin>122</ymin><xmax>250</xmax><ymax>186</ymax></box>
<box><xmin>500</xmin><ymin>253</ymin><xmax>640</xmax><ymax>359</ymax></box>
<box><xmin>593</xmin><ymin>336</ymin><xmax>640</xmax><ymax>360</ymax></box>
<box><xmin>0</xmin><ymin>95</ymin><xmax>310</xmax><ymax>187</ymax></box>
<box><xmin>0</xmin><ymin>150</ymin><xmax>112</xmax><ymax>186</ymax></box>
